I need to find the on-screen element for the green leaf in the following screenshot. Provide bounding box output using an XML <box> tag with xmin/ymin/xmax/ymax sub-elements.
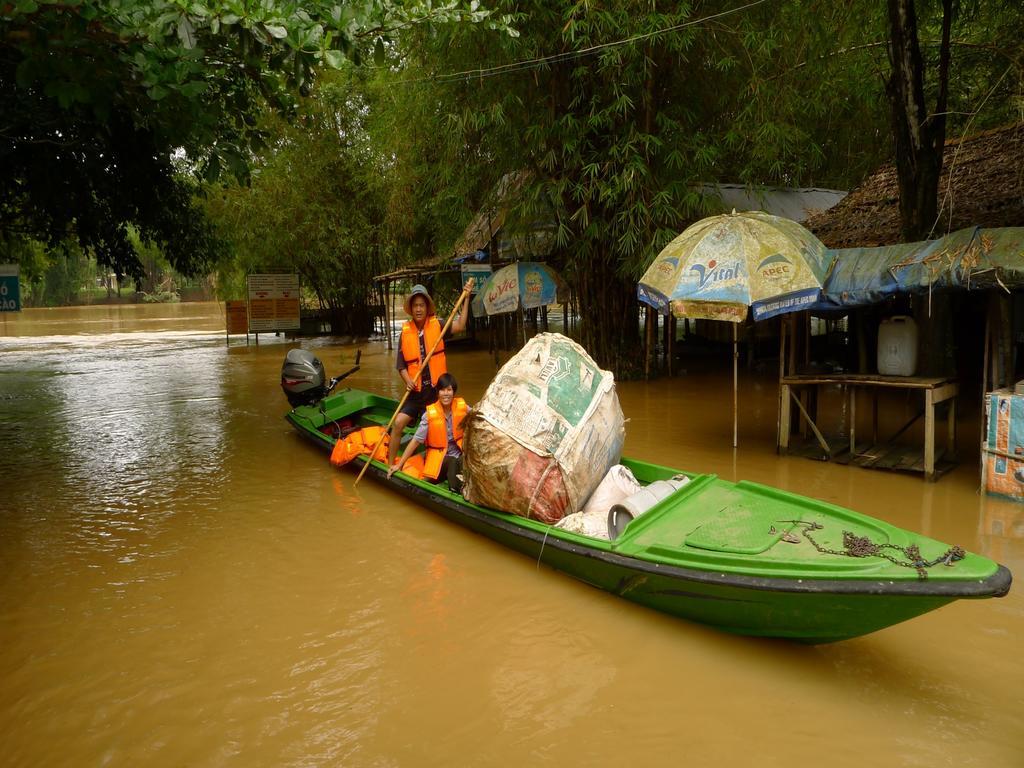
<box><xmin>177</xmin><ymin>17</ymin><xmax>197</xmax><ymax>49</ymax></box>
<box><xmin>373</xmin><ymin>37</ymin><xmax>385</xmax><ymax>66</ymax></box>
<box><xmin>265</xmin><ymin>24</ymin><xmax>288</xmax><ymax>39</ymax></box>
<box><xmin>251</xmin><ymin>25</ymin><xmax>270</xmax><ymax>45</ymax></box>
<box><xmin>204</xmin><ymin>152</ymin><xmax>221</xmax><ymax>183</ymax></box>
<box><xmin>180</xmin><ymin>80</ymin><xmax>208</xmax><ymax>97</ymax></box>
<box><xmin>324</xmin><ymin>49</ymin><xmax>346</xmax><ymax>68</ymax></box>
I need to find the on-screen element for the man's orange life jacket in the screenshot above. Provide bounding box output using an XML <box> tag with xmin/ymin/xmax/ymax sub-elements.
<box><xmin>400</xmin><ymin>316</ymin><xmax>446</xmax><ymax>391</ymax></box>
<box><xmin>422</xmin><ymin>398</ymin><xmax>467</xmax><ymax>480</ymax></box>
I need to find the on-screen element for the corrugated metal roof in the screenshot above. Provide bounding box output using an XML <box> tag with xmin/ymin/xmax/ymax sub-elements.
<box><xmin>699</xmin><ymin>184</ymin><xmax>848</xmax><ymax>223</ymax></box>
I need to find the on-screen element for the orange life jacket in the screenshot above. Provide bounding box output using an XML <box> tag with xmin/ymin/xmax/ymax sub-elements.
<box><xmin>422</xmin><ymin>398</ymin><xmax>467</xmax><ymax>480</ymax></box>
<box><xmin>400</xmin><ymin>317</ymin><xmax>446</xmax><ymax>391</ymax></box>
<box><xmin>330</xmin><ymin>426</ymin><xmax>389</xmax><ymax>467</ymax></box>
<box><xmin>399</xmin><ymin>454</ymin><xmax>425</xmax><ymax>480</ymax></box>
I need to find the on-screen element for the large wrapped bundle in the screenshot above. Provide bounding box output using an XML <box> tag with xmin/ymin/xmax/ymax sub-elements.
<box><xmin>462</xmin><ymin>333</ymin><xmax>625</xmax><ymax>523</ymax></box>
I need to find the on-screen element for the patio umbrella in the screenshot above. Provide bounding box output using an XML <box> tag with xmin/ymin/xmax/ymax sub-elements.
<box><xmin>471</xmin><ymin>262</ymin><xmax>565</xmax><ymax>316</ymax></box>
<box><xmin>637</xmin><ymin>210</ymin><xmax>832</xmax><ymax>447</ymax></box>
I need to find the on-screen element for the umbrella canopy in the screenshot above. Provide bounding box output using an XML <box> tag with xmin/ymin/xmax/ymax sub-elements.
<box><xmin>638</xmin><ymin>210</ymin><xmax>833</xmax><ymax>323</ymax></box>
<box><xmin>472</xmin><ymin>262</ymin><xmax>564</xmax><ymax>316</ymax></box>
<box><xmin>637</xmin><ymin>211</ymin><xmax>831</xmax><ymax>450</ymax></box>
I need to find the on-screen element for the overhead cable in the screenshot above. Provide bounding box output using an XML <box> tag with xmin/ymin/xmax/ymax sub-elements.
<box><xmin>392</xmin><ymin>0</ymin><xmax>773</xmax><ymax>86</ymax></box>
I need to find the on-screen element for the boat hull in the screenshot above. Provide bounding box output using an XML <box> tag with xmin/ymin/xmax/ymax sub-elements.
<box><xmin>286</xmin><ymin>389</ymin><xmax>1012</xmax><ymax>643</ymax></box>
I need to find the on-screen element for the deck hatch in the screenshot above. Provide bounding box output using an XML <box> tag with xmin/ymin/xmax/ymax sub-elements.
<box><xmin>685</xmin><ymin>505</ymin><xmax>802</xmax><ymax>555</ymax></box>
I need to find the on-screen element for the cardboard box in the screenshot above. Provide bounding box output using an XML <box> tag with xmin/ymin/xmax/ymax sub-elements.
<box><xmin>983</xmin><ymin>389</ymin><xmax>1024</xmax><ymax>501</ymax></box>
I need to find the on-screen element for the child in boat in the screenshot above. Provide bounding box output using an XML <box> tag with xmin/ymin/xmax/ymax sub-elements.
<box><xmin>387</xmin><ymin>282</ymin><xmax>472</xmax><ymax>468</ymax></box>
<box><xmin>387</xmin><ymin>373</ymin><xmax>467</xmax><ymax>493</ymax></box>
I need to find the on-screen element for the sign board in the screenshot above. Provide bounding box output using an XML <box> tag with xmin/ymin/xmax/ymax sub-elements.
<box><xmin>0</xmin><ymin>264</ymin><xmax>20</xmax><ymax>312</ymax></box>
<box><xmin>246</xmin><ymin>274</ymin><xmax>300</xmax><ymax>332</ymax></box>
<box><xmin>225</xmin><ymin>300</ymin><xmax>248</xmax><ymax>335</ymax></box>
<box><xmin>461</xmin><ymin>264</ymin><xmax>492</xmax><ymax>293</ymax></box>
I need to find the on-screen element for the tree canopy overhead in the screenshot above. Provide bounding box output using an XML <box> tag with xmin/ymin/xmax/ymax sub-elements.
<box><xmin>378</xmin><ymin>0</ymin><xmax>892</xmax><ymax>373</ymax></box>
<box><xmin>5</xmin><ymin>0</ymin><xmax>1020</xmax><ymax>367</ymax></box>
<box><xmin>206</xmin><ymin>70</ymin><xmax>394</xmax><ymax>336</ymax></box>
<box><xmin>1</xmin><ymin>0</ymin><xmax>512</xmax><ymax>279</ymax></box>
<box><xmin>368</xmin><ymin>0</ymin><xmax>1021</xmax><ymax>373</ymax></box>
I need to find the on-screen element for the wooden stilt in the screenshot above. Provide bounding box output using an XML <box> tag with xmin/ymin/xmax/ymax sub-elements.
<box><xmin>777</xmin><ymin>316</ymin><xmax>786</xmax><ymax>452</ymax></box>
<box><xmin>644</xmin><ymin>307</ymin><xmax>653</xmax><ymax>379</ymax></box>
<box><xmin>667</xmin><ymin>314</ymin><xmax>675</xmax><ymax>377</ymax></box>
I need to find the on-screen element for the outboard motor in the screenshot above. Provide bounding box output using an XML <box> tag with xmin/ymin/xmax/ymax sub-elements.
<box><xmin>281</xmin><ymin>348</ymin><xmax>361</xmax><ymax>408</ymax></box>
<box><xmin>281</xmin><ymin>349</ymin><xmax>327</xmax><ymax>407</ymax></box>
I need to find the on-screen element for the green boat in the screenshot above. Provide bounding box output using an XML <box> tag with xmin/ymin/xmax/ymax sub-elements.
<box><xmin>286</xmin><ymin>386</ymin><xmax>1012</xmax><ymax>643</ymax></box>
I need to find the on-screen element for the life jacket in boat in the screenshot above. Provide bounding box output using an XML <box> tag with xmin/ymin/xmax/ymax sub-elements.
<box><xmin>400</xmin><ymin>317</ymin><xmax>446</xmax><ymax>391</ymax></box>
<box><xmin>399</xmin><ymin>454</ymin><xmax>425</xmax><ymax>480</ymax></box>
<box><xmin>330</xmin><ymin>426</ymin><xmax>389</xmax><ymax>467</ymax></box>
<box><xmin>422</xmin><ymin>398</ymin><xmax>467</xmax><ymax>480</ymax></box>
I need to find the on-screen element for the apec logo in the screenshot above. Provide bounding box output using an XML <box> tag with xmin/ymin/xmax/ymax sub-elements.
<box><xmin>757</xmin><ymin>253</ymin><xmax>792</xmax><ymax>278</ymax></box>
<box><xmin>656</xmin><ymin>256</ymin><xmax>679</xmax><ymax>276</ymax></box>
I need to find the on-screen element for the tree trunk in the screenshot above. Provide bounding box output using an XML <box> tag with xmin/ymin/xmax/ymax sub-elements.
<box><xmin>573</xmin><ymin>250</ymin><xmax>642</xmax><ymax>378</ymax></box>
<box><xmin>884</xmin><ymin>0</ymin><xmax>952</xmax><ymax>241</ymax></box>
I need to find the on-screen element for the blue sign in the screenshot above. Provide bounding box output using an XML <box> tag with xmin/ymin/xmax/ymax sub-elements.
<box><xmin>461</xmin><ymin>264</ymin><xmax>492</xmax><ymax>293</ymax></box>
<box><xmin>0</xmin><ymin>265</ymin><xmax>20</xmax><ymax>312</ymax></box>
<box><xmin>751</xmin><ymin>287</ymin><xmax>820</xmax><ymax>321</ymax></box>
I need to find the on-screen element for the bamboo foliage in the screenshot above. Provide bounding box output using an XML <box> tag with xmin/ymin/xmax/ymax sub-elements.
<box><xmin>205</xmin><ymin>75</ymin><xmax>395</xmax><ymax>335</ymax></box>
<box><xmin>376</xmin><ymin>0</ymin><xmax>893</xmax><ymax>376</ymax></box>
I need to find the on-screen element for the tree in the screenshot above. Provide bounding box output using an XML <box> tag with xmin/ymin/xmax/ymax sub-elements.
<box><xmin>381</xmin><ymin>0</ymin><xmax>889</xmax><ymax>375</ymax></box>
<box><xmin>883</xmin><ymin>0</ymin><xmax>1023</xmax><ymax>240</ymax></box>
<box><xmin>885</xmin><ymin>0</ymin><xmax>952</xmax><ymax>241</ymax></box>
<box><xmin>206</xmin><ymin>71</ymin><xmax>394</xmax><ymax>336</ymax></box>
<box><xmin>1</xmin><ymin>0</ymin><xmax>513</xmax><ymax>279</ymax></box>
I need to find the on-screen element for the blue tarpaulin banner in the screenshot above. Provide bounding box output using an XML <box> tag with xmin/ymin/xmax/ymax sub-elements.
<box><xmin>814</xmin><ymin>226</ymin><xmax>1024</xmax><ymax>311</ymax></box>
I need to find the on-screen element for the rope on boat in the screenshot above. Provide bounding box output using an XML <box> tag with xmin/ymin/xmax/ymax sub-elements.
<box><xmin>317</xmin><ymin>400</ymin><xmax>347</xmax><ymax>440</ymax></box>
<box><xmin>784</xmin><ymin>521</ymin><xmax>966</xmax><ymax>580</ymax></box>
<box><xmin>537</xmin><ymin>525</ymin><xmax>555</xmax><ymax>570</ymax></box>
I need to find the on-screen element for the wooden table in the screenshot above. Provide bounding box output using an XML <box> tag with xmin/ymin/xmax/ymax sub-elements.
<box><xmin>778</xmin><ymin>373</ymin><xmax>958</xmax><ymax>481</ymax></box>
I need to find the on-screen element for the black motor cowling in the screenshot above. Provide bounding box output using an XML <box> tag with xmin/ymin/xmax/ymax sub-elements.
<box><xmin>281</xmin><ymin>349</ymin><xmax>326</xmax><ymax>407</ymax></box>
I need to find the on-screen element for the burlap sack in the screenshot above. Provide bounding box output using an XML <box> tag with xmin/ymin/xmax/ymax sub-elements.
<box><xmin>462</xmin><ymin>333</ymin><xmax>625</xmax><ymax>523</ymax></box>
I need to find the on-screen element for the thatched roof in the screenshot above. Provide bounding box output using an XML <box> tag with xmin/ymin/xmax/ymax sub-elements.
<box><xmin>805</xmin><ymin>123</ymin><xmax>1024</xmax><ymax>248</ymax></box>
<box><xmin>451</xmin><ymin>205</ymin><xmax>508</xmax><ymax>257</ymax></box>
<box><xmin>374</xmin><ymin>256</ymin><xmax>456</xmax><ymax>283</ymax></box>
<box><xmin>451</xmin><ymin>171</ymin><xmax>529</xmax><ymax>257</ymax></box>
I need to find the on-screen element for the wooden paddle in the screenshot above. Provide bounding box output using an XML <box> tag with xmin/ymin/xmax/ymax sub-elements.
<box><xmin>353</xmin><ymin>280</ymin><xmax>474</xmax><ymax>486</ymax></box>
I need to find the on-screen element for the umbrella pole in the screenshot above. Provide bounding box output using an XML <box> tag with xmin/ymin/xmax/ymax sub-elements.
<box><xmin>733</xmin><ymin>321</ymin><xmax>739</xmax><ymax>448</ymax></box>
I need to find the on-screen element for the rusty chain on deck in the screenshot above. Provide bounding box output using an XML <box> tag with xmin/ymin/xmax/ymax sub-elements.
<box><xmin>779</xmin><ymin>521</ymin><xmax>965</xmax><ymax>579</ymax></box>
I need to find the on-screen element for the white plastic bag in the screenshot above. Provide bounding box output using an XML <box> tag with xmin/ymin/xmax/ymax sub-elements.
<box><xmin>555</xmin><ymin>510</ymin><xmax>613</xmax><ymax>540</ymax></box>
<box><xmin>581</xmin><ymin>464</ymin><xmax>641</xmax><ymax>517</ymax></box>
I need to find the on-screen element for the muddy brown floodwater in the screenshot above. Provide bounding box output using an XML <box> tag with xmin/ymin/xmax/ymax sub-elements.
<box><xmin>1</xmin><ymin>303</ymin><xmax>1022</xmax><ymax>766</ymax></box>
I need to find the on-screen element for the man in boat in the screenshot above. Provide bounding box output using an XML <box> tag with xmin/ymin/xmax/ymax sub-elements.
<box><xmin>387</xmin><ymin>373</ymin><xmax>468</xmax><ymax>492</ymax></box>
<box><xmin>387</xmin><ymin>281</ymin><xmax>472</xmax><ymax>468</ymax></box>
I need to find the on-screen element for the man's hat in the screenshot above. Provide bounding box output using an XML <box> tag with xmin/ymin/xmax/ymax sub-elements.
<box><xmin>404</xmin><ymin>284</ymin><xmax>435</xmax><ymax>316</ymax></box>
